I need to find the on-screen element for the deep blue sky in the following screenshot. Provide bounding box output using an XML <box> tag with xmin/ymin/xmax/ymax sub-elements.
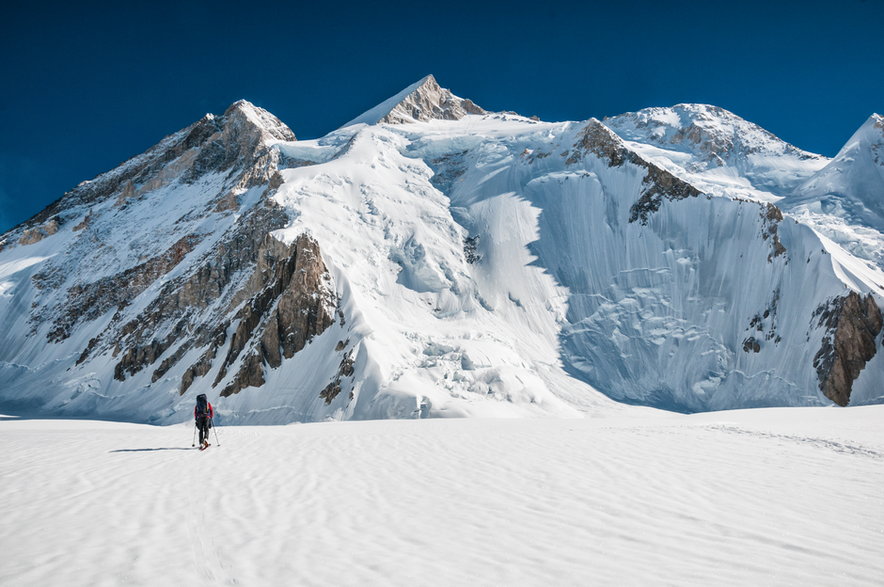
<box><xmin>2</xmin><ymin>0</ymin><xmax>882</xmax><ymax>232</ymax></box>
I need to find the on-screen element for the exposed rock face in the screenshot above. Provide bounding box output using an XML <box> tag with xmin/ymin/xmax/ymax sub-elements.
<box><xmin>12</xmin><ymin>99</ymin><xmax>340</xmax><ymax>405</ymax></box>
<box><xmin>4</xmin><ymin>100</ymin><xmax>294</xmax><ymax>246</ymax></box>
<box><xmin>427</xmin><ymin>150</ymin><xmax>469</xmax><ymax>194</ymax></box>
<box><xmin>742</xmin><ymin>337</ymin><xmax>761</xmax><ymax>353</ymax></box>
<box><xmin>320</xmin><ymin>350</ymin><xmax>355</xmax><ymax>404</ymax></box>
<box><xmin>813</xmin><ymin>292</ymin><xmax>883</xmax><ymax>406</ymax></box>
<box><xmin>343</xmin><ymin>75</ymin><xmax>487</xmax><ymax>127</ymax></box>
<box><xmin>745</xmin><ymin>289</ymin><xmax>782</xmax><ymax>347</ymax></box>
<box><xmin>760</xmin><ymin>203</ymin><xmax>787</xmax><ymax>261</ymax></box>
<box><xmin>565</xmin><ymin>119</ymin><xmax>702</xmax><ymax>224</ymax></box>
<box><xmin>47</xmin><ymin>234</ymin><xmax>203</xmax><ymax>343</ymax></box>
<box><xmin>216</xmin><ymin>234</ymin><xmax>337</xmax><ymax>397</ymax></box>
<box><xmin>630</xmin><ymin>164</ymin><xmax>703</xmax><ymax>224</ymax></box>
<box><xmin>463</xmin><ymin>235</ymin><xmax>481</xmax><ymax>264</ymax></box>
<box><xmin>81</xmin><ymin>209</ymin><xmax>336</xmax><ymax>396</ymax></box>
<box><xmin>66</xmin><ymin>192</ymin><xmax>337</xmax><ymax>397</ymax></box>
<box><xmin>566</xmin><ymin>118</ymin><xmax>632</xmax><ymax>167</ymax></box>
<box><xmin>72</xmin><ymin>210</ymin><xmax>93</xmax><ymax>231</ymax></box>
<box><xmin>379</xmin><ymin>75</ymin><xmax>486</xmax><ymax>124</ymax></box>
<box><xmin>19</xmin><ymin>218</ymin><xmax>60</xmax><ymax>245</ymax></box>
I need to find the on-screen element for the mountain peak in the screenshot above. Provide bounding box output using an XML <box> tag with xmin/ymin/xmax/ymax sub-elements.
<box><xmin>796</xmin><ymin>112</ymin><xmax>884</xmax><ymax>231</ymax></box>
<box><xmin>826</xmin><ymin>113</ymin><xmax>884</xmax><ymax>164</ymax></box>
<box><xmin>853</xmin><ymin>113</ymin><xmax>884</xmax><ymax>142</ymax></box>
<box><xmin>224</xmin><ymin>98</ymin><xmax>257</xmax><ymax>113</ymax></box>
<box><xmin>604</xmin><ymin>103</ymin><xmax>822</xmax><ymax>164</ymax></box>
<box><xmin>342</xmin><ymin>75</ymin><xmax>486</xmax><ymax>127</ymax></box>
<box><xmin>221</xmin><ymin>99</ymin><xmax>296</xmax><ymax>142</ymax></box>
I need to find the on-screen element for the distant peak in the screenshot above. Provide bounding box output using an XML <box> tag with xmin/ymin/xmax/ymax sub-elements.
<box><xmin>342</xmin><ymin>75</ymin><xmax>486</xmax><ymax>127</ymax></box>
<box><xmin>604</xmin><ymin>103</ymin><xmax>821</xmax><ymax>161</ymax></box>
<box><xmin>672</xmin><ymin>103</ymin><xmax>728</xmax><ymax>113</ymax></box>
<box><xmin>847</xmin><ymin>113</ymin><xmax>884</xmax><ymax>141</ymax></box>
<box><xmin>224</xmin><ymin>98</ymin><xmax>258</xmax><ymax>114</ymax></box>
<box><xmin>833</xmin><ymin>113</ymin><xmax>884</xmax><ymax>160</ymax></box>
<box><xmin>415</xmin><ymin>73</ymin><xmax>438</xmax><ymax>87</ymax></box>
<box><xmin>862</xmin><ymin>112</ymin><xmax>884</xmax><ymax>133</ymax></box>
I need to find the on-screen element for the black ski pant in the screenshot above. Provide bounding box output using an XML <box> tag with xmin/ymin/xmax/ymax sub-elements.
<box><xmin>197</xmin><ymin>417</ymin><xmax>211</xmax><ymax>444</ymax></box>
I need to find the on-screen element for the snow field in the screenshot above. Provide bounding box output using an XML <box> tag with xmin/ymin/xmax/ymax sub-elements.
<box><xmin>2</xmin><ymin>406</ymin><xmax>882</xmax><ymax>586</ymax></box>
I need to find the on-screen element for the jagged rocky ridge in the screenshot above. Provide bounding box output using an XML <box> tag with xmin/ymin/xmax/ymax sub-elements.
<box><xmin>0</xmin><ymin>77</ymin><xmax>882</xmax><ymax>423</ymax></box>
<box><xmin>342</xmin><ymin>74</ymin><xmax>486</xmax><ymax>126</ymax></box>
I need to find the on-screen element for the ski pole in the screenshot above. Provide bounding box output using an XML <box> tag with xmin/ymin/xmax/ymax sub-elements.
<box><xmin>192</xmin><ymin>423</ymin><xmax>197</xmax><ymax>447</ymax></box>
<box><xmin>211</xmin><ymin>417</ymin><xmax>221</xmax><ymax>447</ymax></box>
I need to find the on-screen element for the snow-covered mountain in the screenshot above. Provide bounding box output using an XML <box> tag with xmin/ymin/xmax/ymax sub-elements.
<box><xmin>794</xmin><ymin>114</ymin><xmax>884</xmax><ymax>225</ymax></box>
<box><xmin>1</xmin><ymin>76</ymin><xmax>882</xmax><ymax>423</ymax></box>
<box><xmin>785</xmin><ymin>114</ymin><xmax>884</xmax><ymax>268</ymax></box>
<box><xmin>604</xmin><ymin>103</ymin><xmax>829</xmax><ymax>199</ymax></box>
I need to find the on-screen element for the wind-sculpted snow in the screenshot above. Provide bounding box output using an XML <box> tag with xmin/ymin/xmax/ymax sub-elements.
<box><xmin>2</xmin><ymin>408</ymin><xmax>883</xmax><ymax>585</ymax></box>
<box><xmin>0</xmin><ymin>78</ymin><xmax>882</xmax><ymax>423</ymax></box>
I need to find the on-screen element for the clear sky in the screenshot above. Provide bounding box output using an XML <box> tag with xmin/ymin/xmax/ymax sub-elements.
<box><xmin>2</xmin><ymin>0</ymin><xmax>882</xmax><ymax>232</ymax></box>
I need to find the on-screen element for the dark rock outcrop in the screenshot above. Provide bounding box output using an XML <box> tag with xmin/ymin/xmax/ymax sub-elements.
<box><xmin>68</xmin><ymin>187</ymin><xmax>337</xmax><ymax>399</ymax></box>
<box><xmin>760</xmin><ymin>203</ymin><xmax>787</xmax><ymax>261</ymax></box>
<box><xmin>742</xmin><ymin>337</ymin><xmax>761</xmax><ymax>353</ymax></box>
<box><xmin>70</xmin><ymin>200</ymin><xmax>289</xmax><ymax>380</ymax></box>
<box><xmin>747</xmin><ymin>289</ymin><xmax>782</xmax><ymax>344</ymax></box>
<box><xmin>91</xmin><ymin>224</ymin><xmax>336</xmax><ymax>396</ymax></box>
<box><xmin>427</xmin><ymin>150</ymin><xmax>469</xmax><ymax>194</ymax></box>
<box><xmin>320</xmin><ymin>350</ymin><xmax>355</xmax><ymax>404</ymax></box>
<box><xmin>38</xmin><ymin>100</ymin><xmax>337</xmax><ymax>398</ymax></box>
<box><xmin>813</xmin><ymin>292</ymin><xmax>883</xmax><ymax>405</ymax></box>
<box><xmin>464</xmin><ymin>235</ymin><xmax>482</xmax><ymax>264</ymax></box>
<box><xmin>217</xmin><ymin>234</ymin><xmax>336</xmax><ymax>397</ymax></box>
<box><xmin>630</xmin><ymin>165</ymin><xmax>703</xmax><ymax>224</ymax></box>
<box><xmin>378</xmin><ymin>75</ymin><xmax>486</xmax><ymax>125</ymax></box>
<box><xmin>564</xmin><ymin>119</ymin><xmax>702</xmax><ymax>224</ymax></box>
<box><xmin>47</xmin><ymin>234</ymin><xmax>203</xmax><ymax>343</ymax></box>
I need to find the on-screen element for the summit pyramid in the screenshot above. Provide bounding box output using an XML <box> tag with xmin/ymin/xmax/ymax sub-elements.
<box><xmin>342</xmin><ymin>74</ymin><xmax>486</xmax><ymax>127</ymax></box>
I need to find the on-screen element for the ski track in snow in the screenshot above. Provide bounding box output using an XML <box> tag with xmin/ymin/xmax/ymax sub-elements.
<box><xmin>1</xmin><ymin>407</ymin><xmax>883</xmax><ymax>586</ymax></box>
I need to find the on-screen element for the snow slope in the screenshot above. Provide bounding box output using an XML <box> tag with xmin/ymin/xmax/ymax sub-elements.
<box><xmin>785</xmin><ymin>114</ymin><xmax>884</xmax><ymax>268</ymax></box>
<box><xmin>2</xmin><ymin>407</ymin><xmax>882</xmax><ymax>586</ymax></box>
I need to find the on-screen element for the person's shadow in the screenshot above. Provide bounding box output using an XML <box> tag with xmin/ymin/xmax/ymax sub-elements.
<box><xmin>109</xmin><ymin>447</ymin><xmax>195</xmax><ymax>453</ymax></box>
